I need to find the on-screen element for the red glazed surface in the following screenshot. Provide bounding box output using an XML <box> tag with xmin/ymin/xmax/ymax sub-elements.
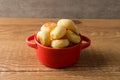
<box><xmin>26</xmin><ymin>34</ymin><xmax>91</xmax><ymax>68</ymax></box>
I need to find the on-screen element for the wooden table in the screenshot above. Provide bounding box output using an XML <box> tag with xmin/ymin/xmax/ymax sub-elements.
<box><xmin>0</xmin><ymin>18</ymin><xmax>120</xmax><ymax>80</ymax></box>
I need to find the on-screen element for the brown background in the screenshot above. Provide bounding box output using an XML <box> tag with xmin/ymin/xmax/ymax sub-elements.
<box><xmin>0</xmin><ymin>18</ymin><xmax>120</xmax><ymax>80</ymax></box>
<box><xmin>0</xmin><ymin>0</ymin><xmax>120</xmax><ymax>18</ymax></box>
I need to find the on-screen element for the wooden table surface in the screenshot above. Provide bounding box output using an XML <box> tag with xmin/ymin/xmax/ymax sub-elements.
<box><xmin>0</xmin><ymin>18</ymin><xmax>120</xmax><ymax>80</ymax></box>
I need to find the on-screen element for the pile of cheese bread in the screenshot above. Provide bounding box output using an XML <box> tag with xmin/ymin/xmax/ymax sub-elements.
<box><xmin>37</xmin><ymin>19</ymin><xmax>81</xmax><ymax>48</ymax></box>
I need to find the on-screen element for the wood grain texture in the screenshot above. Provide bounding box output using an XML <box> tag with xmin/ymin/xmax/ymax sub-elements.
<box><xmin>0</xmin><ymin>18</ymin><xmax>120</xmax><ymax>80</ymax></box>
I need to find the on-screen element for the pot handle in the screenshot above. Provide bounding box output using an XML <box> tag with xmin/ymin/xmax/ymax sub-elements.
<box><xmin>26</xmin><ymin>34</ymin><xmax>37</xmax><ymax>49</ymax></box>
<box><xmin>81</xmin><ymin>35</ymin><xmax>91</xmax><ymax>50</ymax></box>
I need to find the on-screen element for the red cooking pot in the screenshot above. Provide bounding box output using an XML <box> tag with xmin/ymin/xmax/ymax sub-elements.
<box><xmin>26</xmin><ymin>34</ymin><xmax>91</xmax><ymax>68</ymax></box>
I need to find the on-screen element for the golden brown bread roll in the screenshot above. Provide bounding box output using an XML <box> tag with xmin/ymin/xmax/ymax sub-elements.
<box><xmin>37</xmin><ymin>31</ymin><xmax>51</xmax><ymax>46</ymax></box>
<box><xmin>41</xmin><ymin>22</ymin><xmax>57</xmax><ymax>32</ymax></box>
<box><xmin>57</xmin><ymin>19</ymin><xmax>80</xmax><ymax>34</ymax></box>
<box><xmin>37</xmin><ymin>19</ymin><xmax>81</xmax><ymax>48</ymax></box>
<box><xmin>66</xmin><ymin>30</ymin><xmax>81</xmax><ymax>43</ymax></box>
<box><xmin>50</xmin><ymin>25</ymin><xmax>66</xmax><ymax>40</ymax></box>
<box><xmin>51</xmin><ymin>39</ymin><xmax>69</xmax><ymax>48</ymax></box>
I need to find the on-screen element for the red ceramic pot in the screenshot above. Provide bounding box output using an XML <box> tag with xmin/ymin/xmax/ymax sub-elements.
<box><xmin>26</xmin><ymin>34</ymin><xmax>91</xmax><ymax>68</ymax></box>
